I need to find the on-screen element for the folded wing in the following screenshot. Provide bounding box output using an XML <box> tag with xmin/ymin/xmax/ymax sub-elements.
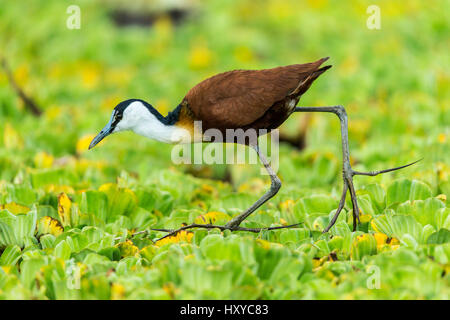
<box><xmin>184</xmin><ymin>57</ymin><xmax>330</xmax><ymax>129</ymax></box>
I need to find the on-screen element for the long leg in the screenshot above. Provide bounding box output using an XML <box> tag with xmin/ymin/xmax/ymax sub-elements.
<box><xmin>225</xmin><ymin>145</ymin><xmax>282</xmax><ymax>230</ymax></box>
<box><xmin>295</xmin><ymin>105</ymin><xmax>420</xmax><ymax>232</ymax></box>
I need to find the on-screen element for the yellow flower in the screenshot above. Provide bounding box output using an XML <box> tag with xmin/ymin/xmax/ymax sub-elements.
<box><xmin>234</xmin><ymin>46</ymin><xmax>254</xmax><ymax>63</ymax></box>
<box><xmin>115</xmin><ymin>240</ymin><xmax>139</xmax><ymax>257</ymax></box>
<box><xmin>0</xmin><ymin>202</ymin><xmax>30</xmax><ymax>214</ymax></box>
<box><xmin>312</xmin><ymin>256</ymin><xmax>329</xmax><ymax>270</ymax></box>
<box><xmin>155</xmin><ymin>230</ymin><xmax>193</xmax><ymax>247</ymax></box>
<box><xmin>201</xmin><ymin>184</ymin><xmax>215</xmax><ymax>193</ymax></box>
<box><xmin>155</xmin><ymin>98</ymin><xmax>170</xmax><ymax>116</ymax></box>
<box><xmin>111</xmin><ymin>283</ymin><xmax>126</xmax><ymax>300</ymax></box>
<box><xmin>312</xmin><ymin>258</ymin><xmax>321</xmax><ymax>269</ymax></box>
<box><xmin>37</xmin><ymin>216</ymin><xmax>64</xmax><ymax>236</ymax></box>
<box><xmin>279</xmin><ymin>199</ymin><xmax>295</xmax><ymax>211</ymax></box>
<box><xmin>189</xmin><ymin>45</ymin><xmax>213</xmax><ymax>70</ymax></box>
<box><xmin>1</xmin><ymin>266</ymin><xmax>12</xmax><ymax>274</ymax></box>
<box><xmin>388</xmin><ymin>237</ymin><xmax>400</xmax><ymax>246</ymax></box>
<box><xmin>238</xmin><ymin>178</ymin><xmax>265</xmax><ymax>193</ymax></box>
<box><xmin>162</xmin><ymin>282</ymin><xmax>178</xmax><ymax>299</ymax></box>
<box><xmin>359</xmin><ymin>213</ymin><xmax>372</xmax><ymax>223</ymax></box>
<box><xmin>76</xmin><ymin>134</ymin><xmax>96</xmax><ymax>154</ymax></box>
<box><xmin>256</xmin><ymin>239</ymin><xmax>272</xmax><ymax>250</ymax></box>
<box><xmin>99</xmin><ymin>183</ymin><xmax>115</xmax><ymax>193</ymax></box>
<box><xmin>3</xmin><ymin>123</ymin><xmax>23</xmax><ymax>150</ymax></box>
<box><xmin>45</xmin><ymin>105</ymin><xmax>63</xmax><ymax>121</ymax></box>
<box><xmin>370</xmin><ymin>219</ymin><xmax>380</xmax><ymax>233</ymax></box>
<box><xmin>373</xmin><ymin>232</ymin><xmax>388</xmax><ymax>249</ymax></box>
<box><xmin>14</xmin><ymin>64</ymin><xmax>29</xmax><ymax>86</ymax></box>
<box><xmin>100</xmin><ymin>96</ymin><xmax>122</xmax><ymax>112</ymax></box>
<box><xmin>306</xmin><ymin>0</ymin><xmax>328</xmax><ymax>9</ymax></box>
<box><xmin>436</xmin><ymin>194</ymin><xmax>447</xmax><ymax>203</ymax></box>
<box><xmin>80</xmin><ymin>63</ymin><xmax>100</xmax><ymax>89</ymax></box>
<box><xmin>268</xmin><ymin>1</ymin><xmax>293</xmax><ymax>19</ymax></box>
<box><xmin>438</xmin><ymin>133</ymin><xmax>446</xmax><ymax>144</ymax></box>
<box><xmin>436</xmin><ymin>162</ymin><xmax>448</xmax><ymax>181</ymax></box>
<box><xmin>46</xmin><ymin>184</ymin><xmax>75</xmax><ymax>195</ymax></box>
<box><xmin>105</xmin><ymin>68</ymin><xmax>132</xmax><ymax>87</ymax></box>
<box><xmin>34</xmin><ymin>151</ymin><xmax>54</xmax><ymax>168</ymax></box>
<box><xmin>194</xmin><ymin>211</ymin><xmax>230</xmax><ymax>225</ymax></box>
<box><xmin>154</xmin><ymin>16</ymin><xmax>173</xmax><ymax>39</ymax></box>
<box><xmin>57</xmin><ymin>192</ymin><xmax>72</xmax><ymax>227</ymax></box>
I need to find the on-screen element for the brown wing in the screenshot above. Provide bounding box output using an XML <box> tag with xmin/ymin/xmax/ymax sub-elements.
<box><xmin>183</xmin><ymin>57</ymin><xmax>330</xmax><ymax>129</ymax></box>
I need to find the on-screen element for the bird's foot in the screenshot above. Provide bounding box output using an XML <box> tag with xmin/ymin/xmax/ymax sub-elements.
<box><xmin>323</xmin><ymin>159</ymin><xmax>422</xmax><ymax>233</ymax></box>
<box><xmin>152</xmin><ymin>222</ymin><xmax>301</xmax><ymax>243</ymax></box>
<box><xmin>224</xmin><ymin>220</ymin><xmax>241</xmax><ymax>230</ymax></box>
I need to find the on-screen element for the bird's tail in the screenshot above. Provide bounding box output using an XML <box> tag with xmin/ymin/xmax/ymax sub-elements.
<box><xmin>289</xmin><ymin>57</ymin><xmax>332</xmax><ymax>97</ymax></box>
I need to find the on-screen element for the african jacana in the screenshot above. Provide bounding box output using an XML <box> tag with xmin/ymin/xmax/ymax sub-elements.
<box><xmin>89</xmin><ymin>57</ymin><xmax>417</xmax><ymax>232</ymax></box>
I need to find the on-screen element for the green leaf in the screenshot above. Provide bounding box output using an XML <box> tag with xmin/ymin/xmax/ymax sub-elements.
<box><xmin>279</xmin><ymin>228</ymin><xmax>310</xmax><ymax>246</ymax></box>
<box><xmin>421</xmin><ymin>225</ymin><xmax>436</xmax><ymax>244</ymax></box>
<box><xmin>39</xmin><ymin>234</ymin><xmax>56</xmax><ymax>249</ymax></box>
<box><xmin>390</xmin><ymin>215</ymin><xmax>423</xmax><ymax>241</ymax></box>
<box><xmin>400</xmin><ymin>234</ymin><xmax>418</xmax><ymax>249</ymax></box>
<box><xmin>20</xmin><ymin>258</ymin><xmax>46</xmax><ymax>289</ymax></box>
<box><xmin>218</xmin><ymin>193</ymin><xmax>258</xmax><ymax>211</ymax></box>
<box><xmin>98</xmin><ymin>183</ymin><xmax>138</xmax><ymax>220</ymax></box>
<box><xmin>397</xmin><ymin>198</ymin><xmax>447</xmax><ymax>228</ymax></box>
<box><xmin>296</xmin><ymin>194</ymin><xmax>337</xmax><ymax>216</ymax></box>
<box><xmin>30</xmin><ymin>168</ymin><xmax>77</xmax><ymax>188</ymax></box>
<box><xmin>54</xmin><ymin>240</ymin><xmax>72</xmax><ymax>260</ymax></box>
<box><xmin>351</xmin><ymin>234</ymin><xmax>377</xmax><ymax>260</ymax></box>
<box><xmin>361</xmin><ymin>184</ymin><xmax>386</xmax><ymax>213</ymax></box>
<box><xmin>356</xmin><ymin>194</ymin><xmax>375</xmax><ymax>216</ymax></box>
<box><xmin>36</xmin><ymin>216</ymin><xmax>64</xmax><ymax>237</ymax></box>
<box><xmin>427</xmin><ymin>229</ymin><xmax>450</xmax><ymax>244</ymax></box>
<box><xmin>387</xmin><ymin>179</ymin><xmax>432</xmax><ymax>207</ymax></box>
<box><xmin>36</xmin><ymin>205</ymin><xmax>58</xmax><ymax>220</ymax></box>
<box><xmin>0</xmin><ymin>209</ymin><xmax>37</xmax><ymax>248</ymax></box>
<box><xmin>4</xmin><ymin>185</ymin><xmax>38</xmax><ymax>206</ymax></box>
<box><xmin>139</xmin><ymin>245</ymin><xmax>157</xmax><ymax>261</ymax></box>
<box><xmin>165</xmin><ymin>209</ymin><xmax>202</xmax><ymax>229</ymax></box>
<box><xmin>0</xmin><ymin>245</ymin><xmax>21</xmax><ymax>266</ymax></box>
<box><xmin>80</xmin><ymin>190</ymin><xmax>108</xmax><ymax>222</ymax></box>
<box><xmin>371</xmin><ymin>214</ymin><xmax>422</xmax><ymax>241</ymax></box>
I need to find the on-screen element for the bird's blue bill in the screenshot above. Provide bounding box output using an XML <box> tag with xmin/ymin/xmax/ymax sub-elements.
<box><xmin>89</xmin><ymin>113</ymin><xmax>114</xmax><ymax>150</ymax></box>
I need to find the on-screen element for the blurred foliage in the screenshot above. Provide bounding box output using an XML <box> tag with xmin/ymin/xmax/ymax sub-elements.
<box><xmin>0</xmin><ymin>0</ymin><xmax>449</xmax><ymax>299</ymax></box>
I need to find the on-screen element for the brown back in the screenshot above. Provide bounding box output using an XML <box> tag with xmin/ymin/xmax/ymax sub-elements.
<box><xmin>184</xmin><ymin>57</ymin><xmax>329</xmax><ymax>130</ymax></box>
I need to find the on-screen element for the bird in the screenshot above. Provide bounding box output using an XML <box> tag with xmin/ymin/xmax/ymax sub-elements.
<box><xmin>89</xmin><ymin>57</ymin><xmax>418</xmax><ymax>233</ymax></box>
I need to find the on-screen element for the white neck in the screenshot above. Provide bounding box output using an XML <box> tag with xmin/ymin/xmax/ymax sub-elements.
<box><xmin>132</xmin><ymin>118</ymin><xmax>182</xmax><ymax>144</ymax></box>
<box><xmin>113</xmin><ymin>101</ymin><xmax>191</xmax><ymax>144</ymax></box>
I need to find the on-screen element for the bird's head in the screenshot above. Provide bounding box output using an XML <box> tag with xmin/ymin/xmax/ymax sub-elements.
<box><xmin>88</xmin><ymin>99</ymin><xmax>163</xmax><ymax>149</ymax></box>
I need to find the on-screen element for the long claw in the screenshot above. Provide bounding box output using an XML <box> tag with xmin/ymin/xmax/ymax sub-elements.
<box><xmin>323</xmin><ymin>159</ymin><xmax>422</xmax><ymax>233</ymax></box>
<box><xmin>294</xmin><ymin>105</ymin><xmax>422</xmax><ymax>234</ymax></box>
<box><xmin>323</xmin><ymin>183</ymin><xmax>348</xmax><ymax>233</ymax></box>
<box><xmin>352</xmin><ymin>158</ymin><xmax>422</xmax><ymax>177</ymax></box>
<box><xmin>346</xmin><ymin>177</ymin><xmax>361</xmax><ymax>230</ymax></box>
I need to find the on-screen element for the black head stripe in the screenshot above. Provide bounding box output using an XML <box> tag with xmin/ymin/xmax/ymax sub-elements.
<box><xmin>111</xmin><ymin>112</ymin><xmax>122</xmax><ymax>128</ymax></box>
<box><xmin>113</xmin><ymin>98</ymin><xmax>177</xmax><ymax>125</ymax></box>
<box><xmin>114</xmin><ymin>99</ymin><xmax>136</xmax><ymax>115</ymax></box>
